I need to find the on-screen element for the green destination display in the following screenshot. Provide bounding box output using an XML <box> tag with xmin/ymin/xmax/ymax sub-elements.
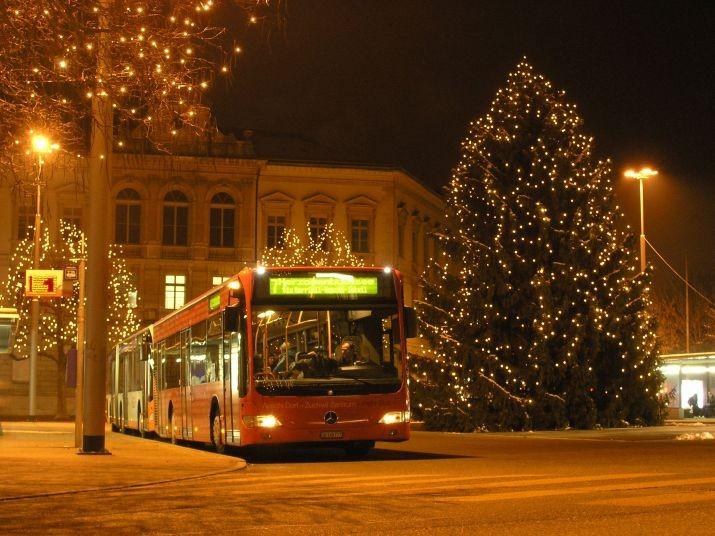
<box><xmin>269</xmin><ymin>275</ymin><xmax>379</xmax><ymax>296</ymax></box>
<box><xmin>208</xmin><ymin>293</ymin><xmax>221</xmax><ymax>311</ymax></box>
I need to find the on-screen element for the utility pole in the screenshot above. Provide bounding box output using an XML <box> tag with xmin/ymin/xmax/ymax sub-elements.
<box><xmin>81</xmin><ymin>0</ymin><xmax>112</xmax><ymax>454</ymax></box>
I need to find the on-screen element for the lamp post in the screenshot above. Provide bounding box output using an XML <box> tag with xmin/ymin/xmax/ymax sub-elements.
<box><xmin>27</xmin><ymin>134</ymin><xmax>58</xmax><ymax>416</ymax></box>
<box><xmin>624</xmin><ymin>167</ymin><xmax>658</xmax><ymax>273</ymax></box>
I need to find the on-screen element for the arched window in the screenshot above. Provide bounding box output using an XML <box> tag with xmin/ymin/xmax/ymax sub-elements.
<box><xmin>163</xmin><ymin>190</ymin><xmax>189</xmax><ymax>246</ymax></box>
<box><xmin>115</xmin><ymin>188</ymin><xmax>141</xmax><ymax>244</ymax></box>
<box><xmin>209</xmin><ymin>192</ymin><xmax>235</xmax><ymax>247</ymax></box>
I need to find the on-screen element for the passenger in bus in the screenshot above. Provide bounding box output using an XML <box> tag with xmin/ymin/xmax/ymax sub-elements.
<box><xmin>338</xmin><ymin>341</ymin><xmax>358</xmax><ymax>365</ymax></box>
<box><xmin>272</xmin><ymin>341</ymin><xmax>296</xmax><ymax>375</ymax></box>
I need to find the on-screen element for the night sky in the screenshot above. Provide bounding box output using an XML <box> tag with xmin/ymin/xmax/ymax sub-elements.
<box><xmin>213</xmin><ymin>1</ymin><xmax>714</xmax><ymax>274</ymax></box>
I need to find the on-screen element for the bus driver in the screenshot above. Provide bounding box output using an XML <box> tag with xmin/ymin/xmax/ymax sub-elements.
<box><xmin>338</xmin><ymin>341</ymin><xmax>358</xmax><ymax>365</ymax></box>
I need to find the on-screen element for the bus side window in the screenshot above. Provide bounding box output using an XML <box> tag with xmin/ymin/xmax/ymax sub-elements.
<box><xmin>163</xmin><ymin>334</ymin><xmax>181</xmax><ymax>389</ymax></box>
<box><xmin>207</xmin><ymin>315</ymin><xmax>222</xmax><ymax>383</ymax></box>
<box><xmin>190</xmin><ymin>320</ymin><xmax>208</xmax><ymax>385</ymax></box>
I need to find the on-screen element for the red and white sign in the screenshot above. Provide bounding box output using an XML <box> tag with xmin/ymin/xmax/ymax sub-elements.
<box><xmin>25</xmin><ymin>269</ymin><xmax>64</xmax><ymax>298</ymax></box>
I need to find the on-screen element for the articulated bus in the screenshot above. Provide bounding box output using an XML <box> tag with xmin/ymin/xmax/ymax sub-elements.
<box><xmin>107</xmin><ymin>266</ymin><xmax>416</xmax><ymax>456</ymax></box>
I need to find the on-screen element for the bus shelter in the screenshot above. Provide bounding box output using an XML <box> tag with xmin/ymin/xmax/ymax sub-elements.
<box><xmin>660</xmin><ymin>352</ymin><xmax>715</xmax><ymax>418</ymax></box>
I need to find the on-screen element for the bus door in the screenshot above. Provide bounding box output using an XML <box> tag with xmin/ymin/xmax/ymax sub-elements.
<box><xmin>108</xmin><ymin>350</ymin><xmax>117</xmax><ymax>424</ymax></box>
<box><xmin>223</xmin><ymin>307</ymin><xmax>243</xmax><ymax>445</ymax></box>
<box><xmin>119</xmin><ymin>349</ymin><xmax>128</xmax><ymax>428</ymax></box>
<box><xmin>180</xmin><ymin>329</ymin><xmax>193</xmax><ymax>439</ymax></box>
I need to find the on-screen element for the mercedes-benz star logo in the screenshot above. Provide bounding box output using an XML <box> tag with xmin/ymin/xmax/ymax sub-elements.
<box><xmin>324</xmin><ymin>411</ymin><xmax>338</xmax><ymax>425</ymax></box>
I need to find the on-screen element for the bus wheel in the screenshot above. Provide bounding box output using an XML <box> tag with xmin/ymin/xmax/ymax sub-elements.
<box><xmin>211</xmin><ymin>413</ymin><xmax>225</xmax><ymax>454</ymax></box>
<box><xmin>344</xmin><ymin>441</ymin><xmax>374</xmax><ymax>459</ymax></box>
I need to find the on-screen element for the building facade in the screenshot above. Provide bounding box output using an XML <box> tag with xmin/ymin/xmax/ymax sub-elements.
<box><xmin>0</xmin><ymin>140</ymin><xmax>443</xmax><ymax>415</ymax></box>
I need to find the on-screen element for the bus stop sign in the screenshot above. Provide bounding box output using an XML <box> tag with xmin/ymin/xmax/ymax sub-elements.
<box><xmin>25</xmin><ymin>269</ymin><xmax>64</xmax><ymax>298</ymax></box>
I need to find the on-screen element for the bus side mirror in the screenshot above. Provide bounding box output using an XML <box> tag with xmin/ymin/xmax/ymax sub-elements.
<box><xmin>223</xmin><ymin>306</ymin><xmax>240</xmax><ymax>333</ymax></box>
<box><xmin>404</xmin><ymin>307</ymin><xmax>417</xmax><ymax>339</ymax></box>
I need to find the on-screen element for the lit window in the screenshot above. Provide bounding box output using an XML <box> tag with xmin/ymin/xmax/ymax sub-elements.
<box><xmin>162</xmin><ymin>190</ymin><xmax>189</xmax><ymax>246</ymax></box>
<box><xmin>165</xmin><ymin>275</ymin><xmax>186</xmax><ymax>310</ymax></box>
<box><xmin>209</xmin><ymin>192</ymin><xmax>235</xmax><ymax>247</ymax></box>
<box><xmin>351</xmin><ymin>219</ymin><xmax>369</xmax><ymax>253</ymax></box>
<box><xmin>267</xmin><ymin>215</ymin><xmax>286</xmax><ymax>248</ymax></box>
<box><xmin>212</xmin><ymin>276</ymin><xmax>229</xmax><ymax>286</ymax></box>
<box><xmin>115</xmin><ymin>188</ymin><xmax>141</xmax><ymax>244</ymax></box>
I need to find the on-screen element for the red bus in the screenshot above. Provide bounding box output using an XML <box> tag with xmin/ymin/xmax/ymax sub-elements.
<box><xmin>108</xmin><ymin>266</ymin><xmax>415</xmax><ymax>457</ymax></box>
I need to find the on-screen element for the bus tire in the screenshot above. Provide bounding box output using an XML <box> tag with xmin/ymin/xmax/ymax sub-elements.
<box><xmin>211</xmin><ymin>412</ymin><xmax>225</xmax><ymax>454</ymax></box>
<box><xmin>344</xmin><ymin>441</ymin><xmax>374</xmax><ymax>459</ymax></box>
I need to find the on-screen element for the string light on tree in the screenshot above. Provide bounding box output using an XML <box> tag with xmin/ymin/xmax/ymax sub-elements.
<box><xmin>260</xmin><ymin>222</ymin><xmax>365</xmax><ymax>268</ymax></box>
<box><xmin>0</xmin><ymin>222</ymin><xmax>139</xmax><ymax>418</ymax></box>
<box><xmin>412</xmin><ymin>60</ymin><xmax>664</xmax><ymax>432</ymax></box>
<box><xmin>0</xmin><ymin>1</ymin><xmax>284</xmax><ymax>166</ymax></box>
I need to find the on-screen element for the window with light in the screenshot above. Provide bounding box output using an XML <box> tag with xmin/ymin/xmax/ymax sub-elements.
<box><xmin>165</xmin><ymin>275</ymin><xmax>186</xmax><ymax>310</ymax></box>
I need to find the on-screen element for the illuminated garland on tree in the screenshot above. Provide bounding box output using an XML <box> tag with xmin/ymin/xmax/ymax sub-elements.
<box><xmin>107</xmin><ymin>244</ymin><xmax>140</xmax><ymax>348</ymax></box>
<box><xmin>413</xmin><ymin>61</ymin><xmax>664</xmax><ymax>431</ymax></box>
<box><xmin>260</xmin><ymin>222</ymin><xmax>365</xmax><ymax>268</ymax></box>
<box><xmin>0</xmin><ymin>221</ymin><xmax>139</xmax><ymax>415</ymax></box>
<box><xmin>0</xmin><ymin>0</ymin><xmax>284</xmax><ymax>171</ymax></box>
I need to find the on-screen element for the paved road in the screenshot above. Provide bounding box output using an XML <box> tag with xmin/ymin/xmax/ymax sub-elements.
<box><xmin>1</xmin><ymin>423</ymin><xmax>714</xmax><ymax>534</ymax></box>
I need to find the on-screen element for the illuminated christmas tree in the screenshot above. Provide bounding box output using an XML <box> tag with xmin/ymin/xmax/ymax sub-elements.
<box><xmin>260</xmin><ymin>222</ymin><xmax>365</xmax><ymax>268</ymax></box>
<box><xmin>414</xmin><ymin>61</ymin><xmax>664</xmax><ymax>431</ymax></box>
<box><xmin>0</xmin><ymin>222</ymin><xmax>139</xmax><ymax>417</ymax></box>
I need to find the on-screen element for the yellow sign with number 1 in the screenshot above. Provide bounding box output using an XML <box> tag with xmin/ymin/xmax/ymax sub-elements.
<box><xmin>25</xmin><ymin>269</ymin><xmax>64</xmax><ymax>298</ymax></box>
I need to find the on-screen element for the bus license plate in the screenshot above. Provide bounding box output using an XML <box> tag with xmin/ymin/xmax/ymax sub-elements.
<box><xmin>320</xmin><ymin>431</ymin><xmax>344</xmax><ymax>439</ymax></box>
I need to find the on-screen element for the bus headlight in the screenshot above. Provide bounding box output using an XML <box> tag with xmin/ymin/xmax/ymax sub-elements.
<box><xmin>242</xmin><ymin>415</ymin><xmax>282</xmax><ymax>428</ymax></box>
<box><xmin>378</xmin><ymin>411</ymin><xmax>410</xmax><ymax>425</ymax></box>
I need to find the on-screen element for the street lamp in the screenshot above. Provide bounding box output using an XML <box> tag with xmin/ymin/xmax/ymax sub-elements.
<box><xmin>624</xmin><ymin>166</ymin><xmax>658</xmax><ymax>273</ymax></box>
<box><xmin>27</xmin><ymin>133</ymin><xmax>58</xmax><ymax>417</ymax></box>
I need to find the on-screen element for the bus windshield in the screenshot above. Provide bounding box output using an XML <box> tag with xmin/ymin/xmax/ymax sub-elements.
<box><xmin>252</xmin><ymin>307</ymin><xmax>402</xmax><ymax>396</ymax></box>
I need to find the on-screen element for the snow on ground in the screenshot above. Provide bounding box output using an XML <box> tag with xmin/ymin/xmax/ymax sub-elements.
<box><xmin>675</xmin><ymin>431</ymin><xmax>714</xmax><ymax>441</ymax></box>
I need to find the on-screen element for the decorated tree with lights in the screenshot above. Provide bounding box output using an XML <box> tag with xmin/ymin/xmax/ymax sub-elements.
<box><xmin>413</xmin><ymin>61</ymin><xmax>664</xmax><ymax>431</ymax></box>
<box><xmin>0</xmin><ymin>222</ymin><xmax>139</xmax><ymax>418</ymax></box>
<box><xmin>260</xmin><ymin>222</ymin><xmax>365</xmax><ymax>268</ymax></box>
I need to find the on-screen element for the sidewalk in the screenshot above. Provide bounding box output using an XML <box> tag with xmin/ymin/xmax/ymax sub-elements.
<box><xmin>0</xmin><ymin>421</ymin><xmax>245</xmax><ymax>501</ymax></box>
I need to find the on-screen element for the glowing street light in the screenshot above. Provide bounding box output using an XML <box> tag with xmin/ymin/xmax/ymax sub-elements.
<box><xmin>624</xmin><ymin>167</ymin><xmax>658</xmax><ymax>273</ymax></box>
<box><xmin>27</xmin><ymin>133</ymin><xmax>59</xmax><ymax>416</ymax></box>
